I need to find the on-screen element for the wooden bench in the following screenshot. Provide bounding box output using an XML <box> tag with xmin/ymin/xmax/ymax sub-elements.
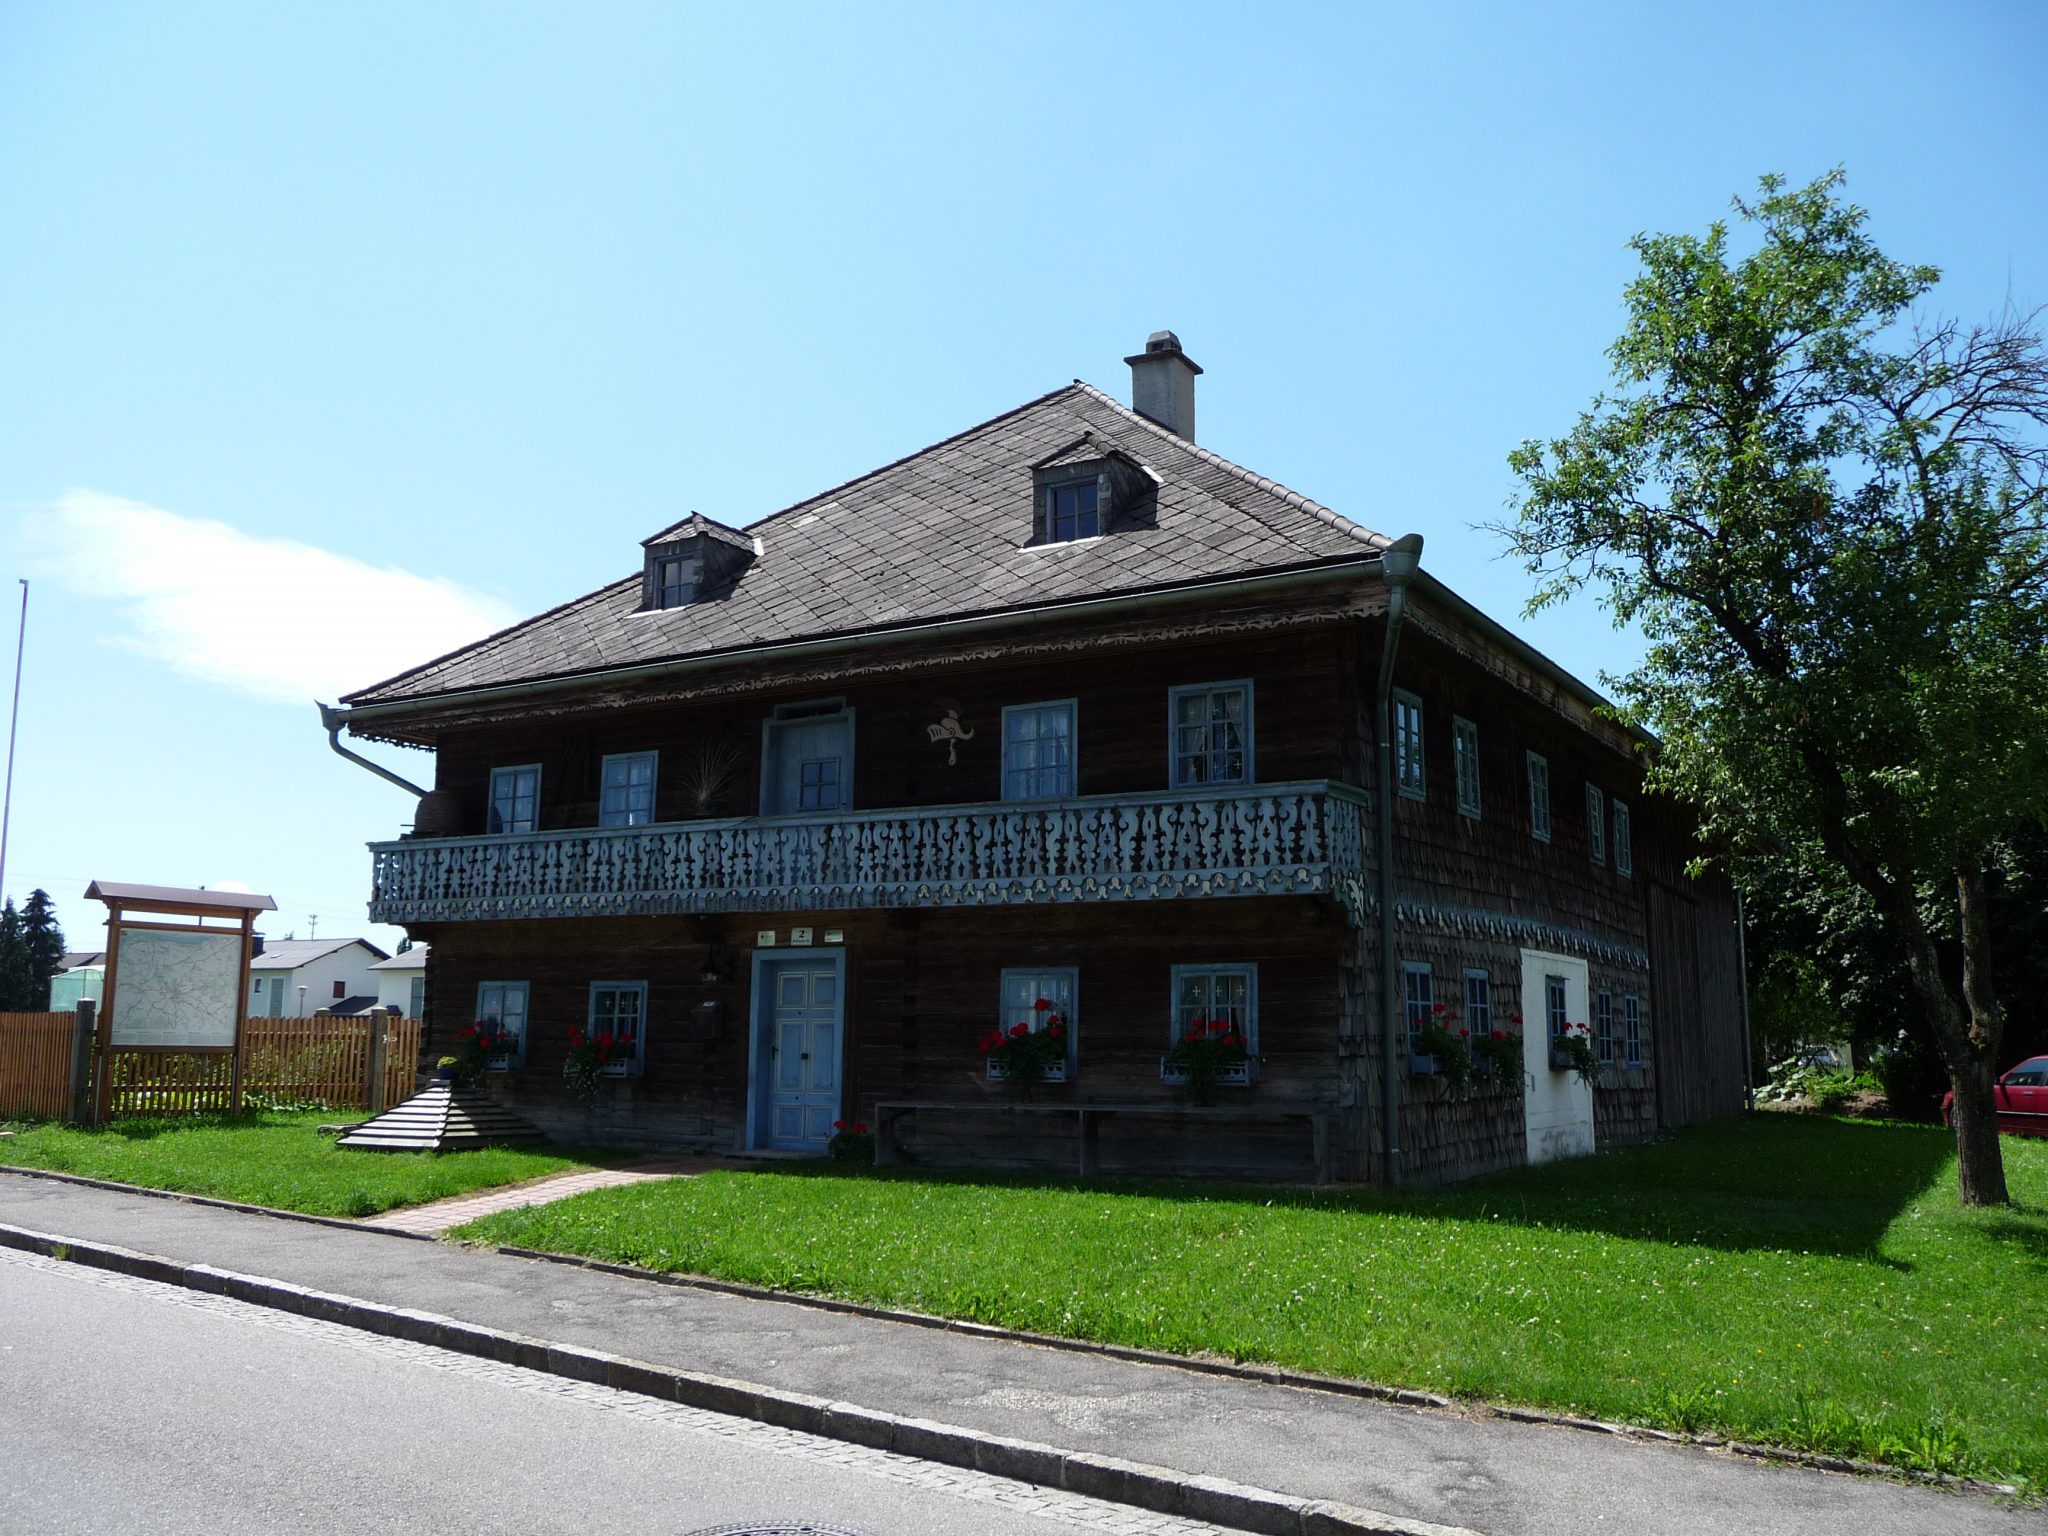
<box><xmin>873</xmin><ymin>1098</ymin><xmax>1333</xmax><ymax>1184</ymax></box>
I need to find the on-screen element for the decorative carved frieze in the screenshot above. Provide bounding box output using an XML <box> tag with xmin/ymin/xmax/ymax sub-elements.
<box><xmin>1386</xmin><ymin>899</ymin><xmax>1649</xmax><ymax>970</ymax></box>
<box><xmin>369</xmin><ymin>781</ymin><xmax>1371</xmax><ymax>927</ymax></box>
<box><xmin>350</xmin><ymin>590</ymin><xmax>1377</xmax><ymax>746</ymax></box>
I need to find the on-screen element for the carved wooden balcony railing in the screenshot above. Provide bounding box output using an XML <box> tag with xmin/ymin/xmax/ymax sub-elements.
<box><xmin>367</xmin><ymin>780</ymin><xmax>1369</xmax><ymax>925</ymax></box>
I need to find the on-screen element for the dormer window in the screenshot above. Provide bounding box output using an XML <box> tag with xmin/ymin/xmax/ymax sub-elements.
<box><xmin>1029</xmin><ymin>434</ymin><xmax>1154</xmax><ymax>548</ymax></box>
<box><xmin>1046</xmin><ymin>480</ymin><xmax>1100</xmax><ymax>543</ymax></box>
<box><xmin>637</xmin><ymin>512</ymin><xmax>757</xmax><ymax>612</ymax></box>
<box><xmin>654</xmin><ymin>555</ymin><xmax>694</xmax><ymax>609</ymax></box>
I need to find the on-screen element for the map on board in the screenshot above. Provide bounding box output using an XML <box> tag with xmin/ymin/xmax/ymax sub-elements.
<box><xmin>109</xmin><ymin>927</ymin><xmax>243</xmax><ymax>1048</ymax></box>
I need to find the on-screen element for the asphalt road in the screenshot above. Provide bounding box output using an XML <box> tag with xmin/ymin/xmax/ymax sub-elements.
<box><xmin>0</xmin><ymin>1249</ymin><xmax>1224</xmax><ymax>1536</ymax></box>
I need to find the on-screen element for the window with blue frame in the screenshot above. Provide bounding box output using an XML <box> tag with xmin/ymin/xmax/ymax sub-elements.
<box><xmin>1545</xmin><ymin>973</ymin><xmax>1569</xmax><ymax>1067</ymax></box>
<box><xmin>1595</xmin><ymin>988</ymin><xmax>1615</xmax><ymax>1067</ymax></box>
<box><xmin>1527</xmin><ymin>752</ymin><xmax>1552</xmax><ymax>843</ymax></box>
<box><xmin>1613</xmin><ymin>800</ymin><xmax>1633</xmax><ymax>878</ymax></box>
<box><xmin>1170</xmin><ymin>681</ymin><xmax>1252</xmax><ymax>787</ymax></box>
<box><xmin>1464</xmin><ymin>969</ymin><xmax>1492</xmax><ymax>1067</ymax></box>
<box><xmin>475</xmin><ymin>980</ymin><xmax>529</xmax><ymax>1070</ymax></box>
<box><xmin>1453</xmin><ymin>716</ymin><xmax>1482</xmax><ymax>818</ymax></box>
<box><xmin>599</xmin><ymin>752</ymin><xmax>658</xmax><ymax>828</ymax></box>
<box><xmin>1002</xmin><ymin>700</ymin><xmax>1075</xmax><ymax>800</ymax></box>
<box><xmin>1169</xmin><ymin>963</ymin><xmax>1258</xmax><ymax>1056</ymax></box>
<box><xmin>1393</xmin><ymin>691</ymin><xmax>1426</xmax><ymax>800</ymax></box>
<box><xmin>1403</xmin><ymin>962</ymin><xmax>1434</xmax><ymax>1067</ymax></box>
<box><xmin>588</xmin><ymin>981</ymin><xmax>648</xmax><ymax>1077</ymax></box>
<box><xmin>1586</xmin><ymin>783</ymin><xmax>1607</xmax><ymax>865</ymax></box>
<box><xmin>488</xmin><ymin>765</ymin><xmax>540</xmax><ymax>835</ymax></box>
<box><xmin>997</xmin><ymin>967</ymin><xmax>1077</xmax><ymax>1079</ymax></box>
<box><xmin>1624</xmin><ymin>994</ymin><xmax>1645</xmax><ymax>1067</ymax></box>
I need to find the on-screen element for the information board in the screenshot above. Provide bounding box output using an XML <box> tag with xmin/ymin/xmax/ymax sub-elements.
<box><xmin>108</xmin><ymin>927</ymin><xmax>244</xmax><ymax>1049</ymax></box>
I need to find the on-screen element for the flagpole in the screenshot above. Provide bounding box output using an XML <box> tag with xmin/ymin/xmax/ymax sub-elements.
<box><xmin>0</xmin><ymin>579</ymin><xmax>27</xmax><ymax>905</ymax></box>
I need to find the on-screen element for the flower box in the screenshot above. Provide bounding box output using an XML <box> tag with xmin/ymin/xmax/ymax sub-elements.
<box><xmin>988</xmin><ymin>1058</ymin><xmax>1068</xmax><ymax>1084</ymax></box>
<box><xmin>1159</xmin><ymin>1057</ymin><xmax>1255</xmax><ymax>1088</ymax></box>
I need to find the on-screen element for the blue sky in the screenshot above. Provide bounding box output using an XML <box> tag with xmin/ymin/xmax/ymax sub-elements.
<box><xmin>2</xmin><ymin>1</ymin><xmax>2042</xmax><ymax>952</ymax></box>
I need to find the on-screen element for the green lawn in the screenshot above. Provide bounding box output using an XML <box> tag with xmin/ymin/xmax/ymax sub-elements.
<box><xmin>0</xmin><ymin>1111</ymin><xmax>602</xmax><ymax>1217</ymax></box>
<box><xmin>458</xmin><ymin>1116</ymin><xmax>2048</xmax><ymax>1485</ymax></box>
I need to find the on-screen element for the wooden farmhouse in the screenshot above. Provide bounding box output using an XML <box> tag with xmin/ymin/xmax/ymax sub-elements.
<box><xmin>330</xmin><ymin>332</ymin><xmax>1747</xmax><ymax>1184</ymax></box>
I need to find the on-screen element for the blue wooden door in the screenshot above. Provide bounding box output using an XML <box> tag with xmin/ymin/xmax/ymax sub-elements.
<box><xmin>764</xmin><ymin>715</ymin><xmax>851</xmax><ymax>815</ymax></box>
<box><xmin>766</xmin><ymin>962</ymin><xmax>841</xmax><ymax>1149</ymax></box>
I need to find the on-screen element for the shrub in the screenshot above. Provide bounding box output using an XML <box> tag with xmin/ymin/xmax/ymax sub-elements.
<box><xmin>1163</xmin><ymin>1019</ymin><xmax>1253</xmax><ymax>1106</ymax></box>
<box><xmin>1471</xmin><ymin>1029</ymin><xmax>1524</xmax><ymax>1085</ymax></box>
<box><xmin>979</xmin><ymin>1002</ymin><xmax>1069</xmax><ymax>1097</ymax></box>
<box><xmin>1873</xmin><ymin>1031</ymin><xmax>1949</xmax><ymax>1122</ymax></box>
<box><xmin>827</xmin><ymin>1120</ymin><xmax>874</xmax><ymax>1163</ymax></box>
<box><xmin>1414</xmin><ymin>1006</ymin><xmax>1474</xmax><ymax>1094</ymax></box>
<box><xmin>563</xmin><ymin>1026</ymin><xmax>630</xmax><ymax>1104</ymax></box>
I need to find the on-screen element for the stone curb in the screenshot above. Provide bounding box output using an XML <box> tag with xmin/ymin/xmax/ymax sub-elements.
<box><xmin>0</xmin><ymin>1221</ymin><xmax>1477</xmax><ymax>1536</ymax></box>
<box><xmin>485</xmin><ymin>1244</ymin><xmax>2021</xmax><ymax>1498</ymax></box>
<box><xmin>491</xmin><ymin>1242</ymin><xmax>1456</xmax><ymax>1411</ymax></box>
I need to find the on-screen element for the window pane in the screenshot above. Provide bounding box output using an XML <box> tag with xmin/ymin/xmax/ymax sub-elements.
<box><xmin>1002</xmin><ymin>703</ymin><xmax>1075</xmax><ymax>799</ymax></box>
<box><xmin>1172</xmin><ymin>685</ymin><xmax>1251</xmax><ymax>787</ymax></box>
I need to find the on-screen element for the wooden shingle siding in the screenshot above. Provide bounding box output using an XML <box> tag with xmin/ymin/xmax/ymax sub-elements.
<box><xmin>431</xmin><ymin>627</ymin><xmax>1357</xmax><ymax>835</ymax></box>
<box><xmin>421</xmin><ymin>898</ymin><xmax>1349</xmax><ymax>1175</ymax></box>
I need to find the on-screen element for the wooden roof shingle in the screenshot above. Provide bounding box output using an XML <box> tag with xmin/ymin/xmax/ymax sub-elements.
<box><xmin>342</xmin><ymin>381</ymin><xmax>1386</xmax><ymax>708</ymax></box>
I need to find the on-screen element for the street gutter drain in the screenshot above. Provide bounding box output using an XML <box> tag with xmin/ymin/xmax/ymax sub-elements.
<box><xmin>681</xmin><ymin>1525</ymin><xmax>871</xmax><ymax>1536</ymax></box>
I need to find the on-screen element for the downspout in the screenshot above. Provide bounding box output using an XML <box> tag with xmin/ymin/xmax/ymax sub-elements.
<box><xmin>318</xmin><ymin>702</ymin><xmax>428</xmax><ymax>798</ymax></box>
<box><xmin>1372</xmin><ymin>534</ymin><xmax>1424</xmax><ymax>1186</ymax></box>
<box><xmin>1735</xmin><ymin>886</ymin><xmax>1755</xmax><ymax>1112</ymax></box>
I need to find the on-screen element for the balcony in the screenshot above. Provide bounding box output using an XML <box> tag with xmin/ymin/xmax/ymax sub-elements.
<box><xmin>368</xmin><ymin>780</ymin><xmax>1368</xmax><ymax>926</ymax></box>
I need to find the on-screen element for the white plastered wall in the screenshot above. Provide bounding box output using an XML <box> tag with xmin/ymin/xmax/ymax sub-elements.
<box><xmin>1520</xmin><ymin>948</ymin><xmax>1595</xmax><ymax>1165</ymax></box>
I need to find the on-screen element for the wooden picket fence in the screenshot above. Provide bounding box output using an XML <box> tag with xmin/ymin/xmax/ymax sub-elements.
<box><xmin>241</xmin><ymin>1015</ymin><xmax>422</xmax><ymax>1110</ymax></box>
<box><xmin>0</xmin><ymin>1012</ymin><xmax>423</xmax><ymax>1121</ymax></box>
<box><xmin>0</xmin><ymin>1012</ymin><xmax>73</xmax><ymax>1120</ymax></box>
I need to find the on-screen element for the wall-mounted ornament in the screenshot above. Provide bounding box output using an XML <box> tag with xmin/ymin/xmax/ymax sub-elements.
<box><xmin>925</xmin><ymin>696</ymin><xmax>975</xmax><ymax>765</ymax></box>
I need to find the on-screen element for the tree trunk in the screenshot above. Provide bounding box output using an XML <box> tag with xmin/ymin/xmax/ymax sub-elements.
<box><xmin>1946</xmin><ymin>1051</ymin><xmax>2010</xmax><ymax>1207</ymax></box>
<box><xmin>1880</xmin><ymin>868</ymin><xmax>2010</xmax><ymax>1206</ymax></box>
<box><xmin>1950</xmin><ymin>859</ymin><xmax>2011</xmax><ymax>1206</ymax></box>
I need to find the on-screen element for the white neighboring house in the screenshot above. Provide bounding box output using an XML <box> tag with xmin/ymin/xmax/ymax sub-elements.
<box><xmin>248</xmin><ymin>938</ymin><xmax>389</xmax><ymax>1018</ymax></box>
<box><xmin>369</xmin><ymin>946</ymin><xmax>427</xmax><ymax>1019</ymax></box>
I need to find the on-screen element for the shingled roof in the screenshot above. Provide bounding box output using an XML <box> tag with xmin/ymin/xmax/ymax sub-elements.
<box><xmin>343</xmin><ymin>380</ymin><xmax>1387</xmax><ymax>709</ymax></box>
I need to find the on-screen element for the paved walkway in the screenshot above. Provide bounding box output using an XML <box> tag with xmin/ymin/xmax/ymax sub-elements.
<box><xmin>360</xmin><ymin>1159</ymin><xmax>714</xmax><ymax>1235</ymax></box>
<box><xmin>0</xmin><ymin>1173</ymin><xmax>2035</xmax><ymax>1536</ymax></box>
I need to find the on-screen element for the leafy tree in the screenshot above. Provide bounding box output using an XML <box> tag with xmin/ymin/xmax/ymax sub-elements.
<box><xmin>1503</xmin><ymin>171</ymin><xmax>2048</xmax><ymax>1206</ymax></box>
<box><xmin>0</xmin><ymin>901</ymin><xmax>33</xmax><ymax>1012</ymax></box>
<box><xmin>19</xmin><ymin>889</ymin><xmax>64</xmax><ymax>1010</ymax></box>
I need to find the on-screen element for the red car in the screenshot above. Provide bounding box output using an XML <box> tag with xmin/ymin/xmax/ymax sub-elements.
<box><xmin>1943</xmin><ymin>1055</ymin><xmax>2048</xmax><ymax>1137</ymax></box>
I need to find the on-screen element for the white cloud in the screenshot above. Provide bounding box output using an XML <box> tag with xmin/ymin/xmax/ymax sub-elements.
<box><xmin>25</xmin><ymin>491</ymin><xmax>521</xmax><ymax>704</ymax></box>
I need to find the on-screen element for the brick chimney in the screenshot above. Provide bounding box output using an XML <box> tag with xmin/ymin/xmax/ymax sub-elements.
<box><xmin>1125</xmin><ymin>330</ymin><xmax>1201</xmax><ymax>441</ymax></box>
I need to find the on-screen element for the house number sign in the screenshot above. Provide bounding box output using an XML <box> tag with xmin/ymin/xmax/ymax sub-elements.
<box><xmin>790</xmin><ymin>927</ymin><xmax>814</xmax><ymax>946</ymax></box>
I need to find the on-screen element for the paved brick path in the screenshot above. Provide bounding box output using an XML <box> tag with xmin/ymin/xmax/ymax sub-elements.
<box><xmin>363</xmin><ymin>1159</ymin><xmax>719</xmax><ymax>1235</ymax></box>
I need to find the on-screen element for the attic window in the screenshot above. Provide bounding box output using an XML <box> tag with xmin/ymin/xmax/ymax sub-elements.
<box><xmin>654</xmin><ymin>556</ymin><xmax>694</xmax><ymax>609</ymax></box>
<box><xmin>636</xmin><ymin>513</ymin><xmax>757</xmax><ymax>613</ymax></box>
<box><xmin>1044</xmin><ymin>480</ymin><xmax>1100</xmax><ymax>543</ymax></box>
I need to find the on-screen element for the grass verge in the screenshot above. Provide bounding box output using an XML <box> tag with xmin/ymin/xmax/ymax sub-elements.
<box><xmin>0</xmin><ymin>1111</ymin><xmax>602</xmax><ymax>1217</ymax></box>
<box><xmin>458</xmin><ymin>1115</ymin><xmax>2046</xmax><ymax>1486</ymax></box>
